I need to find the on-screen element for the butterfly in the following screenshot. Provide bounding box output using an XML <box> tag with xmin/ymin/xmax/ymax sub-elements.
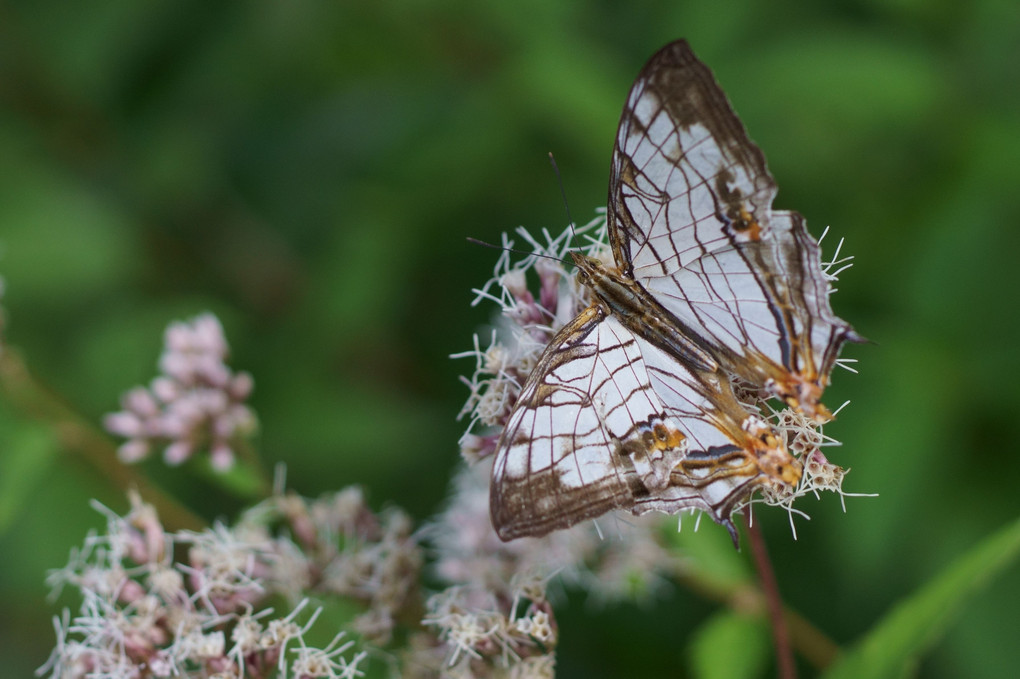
<box><xmin>489</xmin><ymin>40</ymin><xmax>860</xmax><ymax>545</ymax></box>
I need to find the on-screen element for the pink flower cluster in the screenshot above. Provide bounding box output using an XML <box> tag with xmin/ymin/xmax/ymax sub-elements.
<box><xmin>42</xmin><ymin>474</ymin><xmax>679</xmax><ymax>679</ymax></box>
<box><xmin>104</xmin><ymin>313</ymin><xmax>256</xmax><ymax>470</ymax></box>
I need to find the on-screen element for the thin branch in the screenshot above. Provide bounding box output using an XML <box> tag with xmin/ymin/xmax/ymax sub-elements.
<box><xmin>785</xmin><ymin>607</ymin><xmax>840</xmax><ymax>669</ymax></box>
<box><xmin>745</xmin><ymin>508</ymin><xmax>797</xmax><ymax>679</ymax></box>
<box><xmin>0</xmin><ymin>348</ymin><xmax>205</xmax><ymax>532</ymax></box>
<box><xmin>671</xmin><ymin>536</ymin><xmax>840</xmax><ymax>670</ymax></box>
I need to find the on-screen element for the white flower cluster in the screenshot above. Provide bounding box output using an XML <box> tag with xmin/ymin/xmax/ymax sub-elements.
<box><xmin>454</xmin><ymin>213</ymin><xmax>863</xmax><ymax>536</ymax></box>
<box><xmin>38</xmin><ymin>486</ymin><xmax>426</xmax><ymax>678</ymax></box>
<box><xmin>419</xmin><ymin>578</ymin><xmax>557</xmax><ymax>678</ymax></box>
<box><xmin>104</xmin><ymin>313</ymin><xmax>257</xmax><ymax>469</ymax></box>
<box><xmin>453</xmin><ymin>214</ymin><xmax>610</xmax><ymax>463</ymax></box>
<box><xmin>41</xmin><ymin>476</ymin><xmax>679</xmax><ymax>679</ymax></box>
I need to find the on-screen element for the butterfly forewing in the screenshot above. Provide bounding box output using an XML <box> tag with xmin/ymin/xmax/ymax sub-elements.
<box><xmin>609</xmin><ymin>41</ymin><xmax>856</xmax><ymax>418</ymax></box>
<box><xmin>609</xmin><ymin>42</ymin><xmax>775</xmax><ymax>277</ymax></box>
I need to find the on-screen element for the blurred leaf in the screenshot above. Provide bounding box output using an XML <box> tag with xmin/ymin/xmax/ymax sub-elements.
<box><xmin>0</xmin><ymin>415</ymin><xmax>59</xmax><ymax>533</ymax></box>
<box><xmin>688</xmin><ymin>611</ymin><xmax>770</xmax><ymax>679</ymax></box>
<box><xmin>0</xmin><ymin>127</ymin><xmax>136</xmax><ymax>305</ymax></box>
<box><xmin>822</xmin><ymin>516</ymin><xmax>1020</xmax><ymax>679</ymax></box>
<box><xmin>665</xmin><ymin>520</ymin><xmax>753</xmax><ymax>595</ymax></box>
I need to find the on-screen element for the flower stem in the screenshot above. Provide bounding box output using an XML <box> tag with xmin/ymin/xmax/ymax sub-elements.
<box><xmin>744</xmin><ymin>507</ymin><xmax>796</xmax><ymax>679</ymax></box>
<box><xmin>0</xmin><ymin>348</ymin><xmax>205</xmax><ymax>531</ymax></box>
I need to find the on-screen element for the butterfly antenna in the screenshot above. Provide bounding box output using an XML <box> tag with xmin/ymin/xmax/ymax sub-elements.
<box><xmin>465</xmin><ymin>237</ymin><xmax>568</xmax><ymax>264</ymax></box>
<box><xmin>548</xmin><ymin>152</ymin><xmax>577</xmax><ymax>248</ymax></box>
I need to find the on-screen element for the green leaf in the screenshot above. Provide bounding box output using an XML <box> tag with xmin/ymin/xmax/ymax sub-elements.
<box><xmin>822</xmin><ymin>516</ymin><xmax>1020</xmax><ymax>679</ymax></box>
<box><xmin>0</xmin><ymin>417</ymin><xmax>60</xmax><ymax>533</ymax></box>
<box><xmin>689</xmin><ymin>611</ymin><xmax>770</xmax><ymax>679</ymax></box>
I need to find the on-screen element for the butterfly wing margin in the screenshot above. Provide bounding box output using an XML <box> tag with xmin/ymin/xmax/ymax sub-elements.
<box><xmin>490</xmin><ymin>306</ymin><xmax>691</xmax><ymax>541</ymax></box>
<box><xmin>608</xmin><ymin>40</ymin><xmax>857</xmax><ymax>415</ymax></box>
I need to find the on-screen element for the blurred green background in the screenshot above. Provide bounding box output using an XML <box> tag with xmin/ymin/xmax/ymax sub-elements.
<box><xmin>1</xmin><ymin>0</ymin><xmax>1018</xmax><ymax>677</ymax></box>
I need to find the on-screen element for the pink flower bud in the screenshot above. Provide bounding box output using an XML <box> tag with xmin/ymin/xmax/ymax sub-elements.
<box><xmin>159</xmin><ymin>353</ymin><xmax>194</xmax><ymax>384</ymax></box>
<box><xmin>150</xmin><ymin>376</ymin><xmax>179</xmax><ymax>402</ymax></box>
<box><xmin>196</xmin><ymin>357</ymin><xmax>230</xmax><ymax>387</ymax></box>
<box><xmin>164</xmin><ymin>441</ymin><xmax>193</xmax><ymax>465</ymax></box>
<box><xmin>104</xmin><ymin>411</ymin><xmax>145</xmax><ymax>438</ymax></box>
<box><xmin>118</xmin><ymin>578</ymin><xmax>146</xmax><ymax>603</ymax></box>
<box><xmin>117</xmin><ymin>439</ymin><xmax>151</xmax><ymax>463</ymax></box>
<box><xmin>164</xmin><ymin>322</ymin><xmax>191</xmax><ymax>353</ymax></box>
<box><xmin>209</xmin><ymin>443</ymin><xmax>235</xmax><ymax>471</ymax></box>
<box><xmin>229</xmin><ymin>372</ymin><xmax>254</xmax><ymax>400</ymax></box>
<box><xmin>193</xmin><ymin>314</ymin><xmax>228</xmax><ymax>356</ymax></box>
<box><xmin>123</xmin><ymin>387</ymin><xmax>159</xmax><ymax>416</ymax></box>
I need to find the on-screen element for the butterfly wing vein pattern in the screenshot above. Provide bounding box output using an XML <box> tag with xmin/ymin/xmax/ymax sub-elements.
<box><xmin>490</xmin><ymin>40</ymin><xmax>858</xmax><ymax>543</ymax></box>
<box><xmin>491</xmin><ymin>307</ymin><xmax>690</xmax><ymax>539</ymax></box>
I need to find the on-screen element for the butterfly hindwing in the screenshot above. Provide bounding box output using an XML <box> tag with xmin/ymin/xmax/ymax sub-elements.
<box><xmin>629</xmin><ymin>331</ymin><xmax>800</xmax><ymax>536</ymax></box>
<box><xmin>491</xmin><ymin>306</ymin><xmax>695</xmax><ymax>540</ymax></box>
<box><xmin>609</xmin><ymin>40</ymin><xmax>774</xmax><ymax>279</ymax></box>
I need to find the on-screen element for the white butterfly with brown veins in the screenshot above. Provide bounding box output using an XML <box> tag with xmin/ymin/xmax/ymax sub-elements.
<box><xmin>489</xmin><ymin>40</ymin><xmax>861</xmax><ymax>545</ymax></box>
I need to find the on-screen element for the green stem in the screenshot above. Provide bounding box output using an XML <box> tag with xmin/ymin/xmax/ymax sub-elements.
<box><xmin>0</xmin><ymin>348</ymin><xmax>205</xmax><ymax>531</ymax></box>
